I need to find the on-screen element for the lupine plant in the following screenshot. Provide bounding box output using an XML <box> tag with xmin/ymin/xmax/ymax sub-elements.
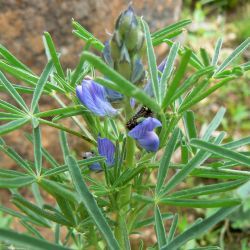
<box><xmin>0</xmin><ymin>5</ymin><xmax>250</xmax><ymax>250</ymax></box>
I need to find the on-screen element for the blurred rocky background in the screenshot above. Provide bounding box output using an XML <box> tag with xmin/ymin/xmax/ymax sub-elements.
<box><xmin>0</xmin><ymin>0</ymin><xmax>182</xmax><ymax>73</ymax></box>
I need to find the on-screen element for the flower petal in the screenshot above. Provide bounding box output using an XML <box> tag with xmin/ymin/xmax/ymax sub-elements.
<box><xmin>89</xmin><ymin>162</ymin><xmax>102</xmax><ymax>171</ymax></box>
<box><xmin>158</xmin><ymin>58</ymin><xmax>167</xmax><ymax>73</ymax></box>
<box><xmin>105</xmin><ymin>87</ymin><xmax>123</xmax><ymax>102</ymax></box>
<box><xmin>137</xmin><ymin>131</ymin><xmax>160</xmax><ymax>152</ymax></box>
<box><xmin>76</xmin><ymin>79</ymin><xmax>117</xmax><ymax>116</ymax></box>
<box><xmin>130</xmin><ymin>98</ymin><xmax>136</xmax><ymax>108</ymax></box>
<box><xmin>128</xmin><ymin>117</ymin><xmax>162</xmax><ymax>139</ymax></box>
<box><xmin>98</xmin><ymin>137</ymin><xmax>115</xmax><ymax>166</ymax></box>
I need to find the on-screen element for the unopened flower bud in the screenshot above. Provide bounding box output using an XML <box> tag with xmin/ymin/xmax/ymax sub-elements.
<box><xmin>124</xmin><ymin>19</ymin><xmax>139</xmax><ymax>51</ymax></box>
<box><xmin>116</xmin><ymin>6</ymin><xmax>136</xmax><ymax>39</ymax></box>
<box><xmin>136</xmin><ymin>30</ymin><xmax>146</xmax><ymax>56</ymax></box>
<box><xmin>110</xmin><ymin>31</ymin><xmax>121</xmax><ymax>61</ymax></box>
<box><xmin>116</xmin><ymin>45</ymin><xmax>132</xmax><ymax>79</ymax></box>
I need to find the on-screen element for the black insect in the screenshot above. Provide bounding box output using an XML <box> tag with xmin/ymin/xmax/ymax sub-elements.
<box><xmin>126</xmin><ymin>106</ymin><xmax>153</xmax><ymax>130</ymax></box>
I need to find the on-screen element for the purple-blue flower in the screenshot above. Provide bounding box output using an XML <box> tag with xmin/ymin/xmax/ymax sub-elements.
<box><xmin>89</xmin><ymin>137</ymin><xmax>116</xmax><ymax>171</ymax></box>
<box><xmin>76</xmin><ymin>79</ymin><xmax>117</xmax><ymax>116</ymax></box>
<box><xmin>128</xmin><ymin>117</ymin><xmax>162</xmax><ymax>152</ymax></box>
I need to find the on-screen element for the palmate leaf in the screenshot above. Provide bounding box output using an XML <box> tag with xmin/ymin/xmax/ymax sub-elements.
<box><xmin>37</xmin><ymin>118</ymin><xmax>95</xmax><ymax>144</ymax></box>
<box><xmin>164</xmin><ymin>39</ymin><xmax>204</xmax><ymax>70</ymax></box>
<box><xmin>72</xmin><ymin>19</ymin><xmax>104</xmax><ymax>51</ymax></box>
<box><xmin>134</xmin><ymin>213</ymin><xmax>173</xmax><ymax>229</ymax></box>
<box><xmin>183</xmin><ymin>111</ymin><xmax>197</xmax><ymax>142</ymax></box>
<box><xmin>31</xmin><ymin>60</ymin><xmax>54</xmax><ymax>113</ymax></box>
<box><xmin>215</xmin><ymin>37</ymin><xmax>250</xmax><ymax>74</ymax></box>
<box><xmin>39</xmin><ymin>179</ymin><xmax>79</xmax><ymax>204</ymax></box>
<box><xmin>184</xmin><ymin>165</ymin><xmax>250</xmax><ymax>179</ymax></box>
<box><xmin>155</xmin><ymin>205</ymin><xmax>167</xmax><ymax>248</ymax></box>
<box><xmin>43</xmin><ymin>32</ymin><xmax>65</xmax><ymax>79</ymax></box>
<box><xmin>159</xmin><ymin>198</ymin><xmax>241</xmax><ymax>208</ymax></box>
<box><xmin>162</xmin><ymin>49</ymin><xmax>192</xmax><ymax>110</ymax></box>
<box><xmin>35</xmin><ymin>105</ymin><xmax>87</xmax><ymax>118</ymax></box>
<box><xmin>42</xmin><ymin>156</ymin><xmax>105</xmax><ymax>177</ymax></box>
<box><xmin>167</xmin><ymin>214</ymin><xmax>178</xmax><ymax>243</ymax></box>
<box><xmin>169</xmin><ymin>179</ymin><xmax>248</xmax><ymax>198</ymax></box>
<box><xmin>0</xmin><ymin>169</ymin><xmax>27</xmax><ymax>178</ymax></box>
<box><xmin>212</xmin><ymin>38</ymin><xmax>223</xmax><ymax>66</ymax></box>
<box><xmin>0</xmin><ymin>44</ymin><xmax>32</xmax><ymax>72</ymax></box>
<box><xmin>0</xmin><ymin>71</ymin><xmax>29</xmax><ymax>112</ymax></box>
<box><xmin>168</xmin><ymin>65</ymin><xmax>215</xmax><ymax>105</ymax></box>
<box><xmin>0</xmin><ymin>99</ymin><xmax>25</xmax><ymax>115</ymax></box>
<box><xmin>0</xmin><ymin>205</ymin><xmax>50</xmax><ymax>228</ymax></box>
<box><xmin>59</xmin><ymin>130</ymin><xmax>70</xmax><ymax>162</ymax></box>
<box><xmin>0</xmin><ymin>176</ymin><xmax>35</xmax><ymax>188</ymax></box>
<box><xmin>0</xmin><ymin>138</ymin><xmax>34</xmax><ymax>174</ymax></box>
<box><xmin>67</xmin><ymin>155</ymin><xmax>120</xmax><ymax>250</ymax></box>
<box><xmin>25</xmin><ymin>133</ymin><xmax>60</xmax><ymax>168</ymax></box>
<box><xmin>0</xmin><ymin>112</ymin><xmax>24</xmax><ymax>121</ymax></box>
<box><xmin>156</xmin><ymin>128</ymin><xmax>180</xmax><ymax>194</ymax></box>
<box><xmin>160</xmin><ymin>42</ymin><xmax>180</xmax><ymax>101</ymax></box>
<box><xmin>142</xmin><ymin>18</ymin><xmax>160</xmax><ymax>103</ymax></box>
<box><xmin>201</xmin><ymin>107</ymin><xmax>226</xmax><ymax>141</ymax></box>
<box><xmin>223</xmin><ymin>136</ymin><xmax>250</xmax><ymax>150</ymax></box>
<box><xmin>0</xmin><ymin>228</ymin><xmax>70</xmax><ymax>250</ymax></box>
<box><xmin>190</xmin><ymin>139</ymin><xmax>250</xmax><ymax>167</ymax></box>
<box><xmin>20</xmin><ymin>220</ymin><xmax>45</xmax><ymax>240</ymax></box>
<box><xmin>133</xmin><ymin>194</ymin><xmax>241</xmax><ymax>208</ymax></box>
<box><xmin>178</xmin><ymin>77</ymin><xmax>235</xmax><ymax>113</ymax></box>
<box><xmin>0</xmin><ymin>117</ymin><xmax>30</xmax><ymax>136</ymax></box>
<box><xmin>159</xmin><ymin>132</ymin><xmax>225</xmax><ymax>196</ymax></box>
<box><xmin>0</xmin><ymin>60</ymin><xmax>63</xmax><ymax>93</ymax></box>
<box><xmin>161</xmin><ymin>207</ymin><xmax>238</xmax><ymax>250</ymax></box>
<box><xmin>200</xmin><ymin>48</ymin><xmax>211</xmax><ymax>66</ymax></box>
<box><xmin>152</xmin><ymin>19</ymin><xmax>192</xmax><ymax>41</ymax></box>
<box><xmin>12</xmin><ymin>194</ymin><xmax>72</xmax><ymax>226</ymax></box>
<box><xmin>152</xmin><ymin>30</ymin><xmax>183</xmax><ymax>46</ymax></box>
<box><xmin>33</xmin><ymin>124</ymin><xmax>42</xmax><ymax>176</ymax></box>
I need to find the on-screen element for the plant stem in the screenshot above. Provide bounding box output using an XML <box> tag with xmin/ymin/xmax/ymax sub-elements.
<box><xmin>115</xmin><ymin>98</ymin><xmax>136</xmax><ymax>249</ymax></box>
<box><xmin>125</xmin><ymin>98</ymin><xmax>135</xmax><ymax>168</ymax></box>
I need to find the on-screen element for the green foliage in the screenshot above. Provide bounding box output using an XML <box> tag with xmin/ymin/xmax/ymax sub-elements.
<box><xmin>0</xmin><ymin>6</ymin><xmax>249</xmax><ymax>250</ymax></box>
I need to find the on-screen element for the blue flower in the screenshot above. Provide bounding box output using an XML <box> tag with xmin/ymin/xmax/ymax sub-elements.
<box><xmin>157</xmin><ymin>58</ymin><xmax>167</xmax><ymax>73</ymax></box>
<box><xmin>89</xmin><ymin>137</ymin><xmax>116</xmax><ymax>171</ymax></box>
<box><xmin>76</xmin><ymin>79</ymin><xmax>117</xmax><ymax>116</ymax></box>
<box><xmin>128</xmin><ymin>117</ymin><xmax>162</xmax><ymax>152</ymax></box>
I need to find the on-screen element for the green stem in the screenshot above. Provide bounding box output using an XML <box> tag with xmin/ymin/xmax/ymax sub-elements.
<box><xmin>115</xmin><ymin>99</ymin><xmax>136</xmax><ymax>249</ymax></box>
<box><xmin>125</xmin><ymin>98</ymin><xmax>135</xmax><ymax>168</ymax></box>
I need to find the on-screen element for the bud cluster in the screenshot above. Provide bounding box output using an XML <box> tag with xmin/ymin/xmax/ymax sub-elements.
<box><xmin>103</xmin><ymin>6</ymin><xmax>146</xmax><ymax>85</ymax></box>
